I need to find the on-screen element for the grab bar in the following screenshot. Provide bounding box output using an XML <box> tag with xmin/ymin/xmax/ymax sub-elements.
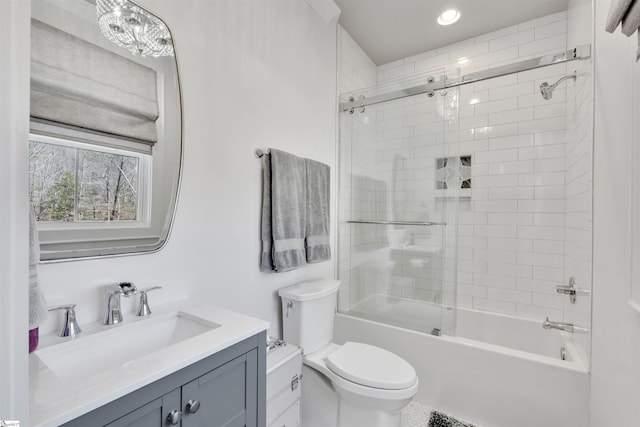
<box><xmin>345</xmin><ymin>220</ymin><xmax>447</xmax><ymax>226</ymax></box>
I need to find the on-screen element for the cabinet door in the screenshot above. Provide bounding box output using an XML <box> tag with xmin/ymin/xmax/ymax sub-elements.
<box><xmin>182</xmin><ymin>349</ymin><xmax>258</xmax><ymax>427</ymax></box>
<box><xmin>105</xmin><ymin>388</ymin><xmax>180</xmax><ymax>427</ymax></box>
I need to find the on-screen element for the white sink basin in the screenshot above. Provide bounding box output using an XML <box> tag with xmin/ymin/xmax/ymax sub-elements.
<box><xmin>35</xmin><ymin>311</ymin><xmax>220</xmax><ymax>382</ymax></box>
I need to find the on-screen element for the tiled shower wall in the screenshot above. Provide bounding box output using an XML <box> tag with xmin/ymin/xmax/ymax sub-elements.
<box><xmin>338</xmin><ymin>7</ymin><xmax>593</xmax><ymax>361</ymax></box>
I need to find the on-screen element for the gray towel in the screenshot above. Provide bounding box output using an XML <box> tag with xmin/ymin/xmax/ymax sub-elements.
<box><xmin>29</xmin><ymin>207</ymin><xmax>48</xmax><ymax>329</ymax></box>
<box><xmin>305</xmin><ymin>158</ymin><xmax>331</xmax><ymax>263</ymax></box>
<box><xmin>261</xmin><ymin>149</ymin><xmax>307</xmax><ymax>272</ymax></box>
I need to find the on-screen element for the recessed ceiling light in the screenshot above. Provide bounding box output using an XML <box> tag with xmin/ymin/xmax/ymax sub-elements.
<box><xmin>438</xmin><ymin>9</ymin><xmax>461</xmax><ymax>26</ymax></box>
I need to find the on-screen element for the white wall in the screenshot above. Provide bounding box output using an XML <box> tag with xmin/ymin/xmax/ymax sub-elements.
<box><xmin>34</xmin><ymin>0</ymin><xmax>338</xmax><ymax>339</ymax></box>
<box><xmin>590</xmin><ymin>0</ymin><xmax>640</xmax><ymax>425</ymax></box>
<box><xmin>0</xmin><ymin>1</ymin><xmax>30</xmax><ymax>422</ymax></box>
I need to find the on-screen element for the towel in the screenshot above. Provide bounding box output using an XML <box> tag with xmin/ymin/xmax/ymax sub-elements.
<box><xmin>29</xmin><ymin>207</ymin><xmax>48</xmax><ymax>329</ymax></box>
<box><xmin>606</xmin><ymin>0</ymin><xmax>635</xmax><ymax>32</ymax></box>
<box><xmin>606</xmin><ymin>0</ymin><xmax>640</xmax><ymax>61</ymax></box>
<box><xmin>304</xmin><ymin>158</ymin><xmax>331</xmax><ymax>263</ymax></box>
<box><xmin>261</xmin><ymin>149</ymin><xmax>308</xmax><ymax>272</ymax></box>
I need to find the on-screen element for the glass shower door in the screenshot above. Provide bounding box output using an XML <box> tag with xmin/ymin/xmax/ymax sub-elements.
<box><xmin>337</xmin><ymin>70</ymin><xmax>459</xmax><ymax>336</ymax></box>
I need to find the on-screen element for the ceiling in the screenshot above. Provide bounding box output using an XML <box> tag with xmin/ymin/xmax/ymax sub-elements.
<box><xmin>333</xmin><ymin>0</ymin><xmax>570</xmax><ymax>65</ymax></box>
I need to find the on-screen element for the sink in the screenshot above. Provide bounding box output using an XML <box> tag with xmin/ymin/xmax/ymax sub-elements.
<box><xmin>35</xmin><ymin>311</ymin><xmax>219</xmax><ymax>382</ymax></box>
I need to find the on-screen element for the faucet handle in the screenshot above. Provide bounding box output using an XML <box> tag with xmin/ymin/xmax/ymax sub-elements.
<box><xmin>48</xmin><ymin>304</ymin><xmax>82</xmax><ymax>337</ymax></box>
<box><xmin>136</xmin><ymin>286</ymin><xmax>163</xmax><ymax>317</ymax></box>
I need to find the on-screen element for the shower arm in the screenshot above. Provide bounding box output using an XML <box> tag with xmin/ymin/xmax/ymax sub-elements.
<box><xmin>547</xmin><ymin>73</ymin><xmax>577</xmax><ymax>91</ymax></box>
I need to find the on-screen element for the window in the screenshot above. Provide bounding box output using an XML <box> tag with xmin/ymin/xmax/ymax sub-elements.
<box><xmin>29</xmin><ymin>132</ymin><xmax>151</xmax><ymax>230</ymax></box>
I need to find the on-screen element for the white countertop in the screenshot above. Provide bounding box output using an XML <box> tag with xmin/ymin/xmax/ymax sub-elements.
<box><xmin>29</xmin><ymin>301</ymin><xmax>269</xmax><ymax>427</ymax></box>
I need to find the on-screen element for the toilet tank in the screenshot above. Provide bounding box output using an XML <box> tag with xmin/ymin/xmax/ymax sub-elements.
<box><xmin>279</xmin><ymin>279</ymin><xmax>341</xmax><ymax>354</ymax></box>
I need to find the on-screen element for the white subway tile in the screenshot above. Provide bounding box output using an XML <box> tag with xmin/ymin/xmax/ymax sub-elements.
<box><xmin>534</xmin><ymin>102</ymin><xmax>566</xmax><ymax>120</ymax></box>
<box><xmin>519</xmin><ymin>34</ymin><xmax>566</xmax><ymax>57</ymax></box>
<box><xmin>489</xmin><ymin>134</ymin><xmax>534</xmax><ymax>152</ymax></box>
<box><xmin>475</xmin><ymin>224</ymin><xmax>518</xmax><ymax>238</ymax></box>
<box><xmin>518</xmin><ymin>11</ymin><xmax>567</xmax><ymax>31</ymax></box>
<box><xmin>489</xmin><ymin>82</ymin><xmax>534</xmax><ymax>101</ymax></box>
<box><xmin>535</xmin><ymin>130</ymin><xmax>566</xmax><ymax>146</ymax></box>
<box><xmin>518</xmin><ymin>172</ymin><xmax>565</xmax><ymax>186</ymax></box>
<box><xmin>475</xmin><ymin>97</ymin><xmax>518</xmax><ymax>115</ymax></box>
<box><xmin>475</xmin><ymin>24</ymin><xmax>518</xmax><ymax>43</ymax></box>
<box><xmin>533</xmin><ymin>239</ymin><xmax>565</xmax><ymax>254</ymax></box>
<box><xmin>460</xmin><ymin>139</ymin><xmax>489</xmax><ymax>154</ymax></box>
<box><xmin>474</xmin><ymin>123</ymin><xmax>519</xmax><ymax>139</ymax></box>
<box><xmin>533</xmin><ymin>213</ymin><xmax>565</xmax><ymax>227</ymax></box>
<box><xmin>489</xmin><ymin>29</ymin><xmax>534</xmax><ymax>52</ymax></box>
<box><xmin>532</xmin><ymin>293</ymin><xmax>564</xmax><ymax>309</ymax></box>
<box><xmin>459</xmin><ymin>283</ymin><xmax>488</xmax><ymax>297</ymax></box>
<box><xmin>489</xmin><ymin>108</ymin><xmax>534</xmax><ymax>126</ymax></box>
<box><xmin>414</xmin><ymin>53</ymin><xmax>451</xmax><ymax>73</ymax></box>
<box><xmin>488</xmin><ymin>262</ymin><xmax>532</xmax><ymax>278</ymax></box>
<box><xmin>488</xmin><ymin>212</ymin><xmax>533</xmax><ymax>225</ymax></box>
<box><xmin>488</xmin><ymin>238</ymin><xmax>533</xmax><ymax>252</ymax></box>
<box><xmin>535</xmin><ymin>185</ymin><xmax>565</xmax><ymax>199</ymax></box>
<box><xmin>518</xmin><ymin>117</ymin><xmax>565</xmax><ymax>134</ymax></box>
<box><xmin>475</xmin><ymin>47</ymin><xmax>519</xmax><ymax>69</ymax></box>
<box><xmin>521</xmin><ymin>145</ymin><xmax>567</xmax><ymax>162</ymax></box>
<box><xmin>515</xmin><ymin>304</ymin><xmax>563</xmax><ymax>321</ymax></box>
<box><xmin>382</xmin><ymin>63</ymin><xmax>415</xmax><ymax>81</ymax></box>
<box><xmin>474</xmin><ymin>148</ymin><xmax>518</xmax><ymax>163</ymax></box>
<box><xmin>472</xmin><ymin>200</ymin><xmax>519</xmax><ymax>213</ymax></box>
<box><xmin>488</xmin><ymin>160</ymin><xmax>534</xmax><ymax>175</ymax></box>
<box><xmin>487</xmin><ymin>287</ymin><xmax>532</xmax><ymax>304</ymax></box>
<box><xmin>489</xmin><ymin>187</ymin><xmax>534</xmax><ymax>200</ymax></box>
<box><xmin>473</xmin><ymin>297</ymin><xmax>516</xmax><ymax>315</ymax></box>
<box><xmin>473</xmin><ymin>273</ymin><xmax>517</xmax><ymax>289</ymax></box>
<box><xmin>474</xmin><ymin>175</ymin><xmax>520</xmax><ymax>188</ymax></box>
<box><xmin>460</xmin><ymin>114</ymin><xmax>489</xmax><ymax>130</ymax></box>
<box><xmin>535</xmin><ymin>20</ymin><xmax>567</xmax><ymax>40</ymax></box>
<box><xmin>517</xmin><ymin>252</ymin><xmax>564</xmax><ymax>268</ymax></box>
<box><xmin>517</xmin><ymin>278</ymin><xmax>560</xmax><ymax>294</ymax></box>
<box><xmin>535</xmin><ymin>158</ymin><xmax>565</xmax><ymax>172</ymax></box>
<box><xmin>518</xmin><ymin>199</ymin><xmax>565</xmax><ymax>213</ymax></box>
<box><xmin>533</xmin><ymin>265</ymin><xmax>565</xmax><ymax>281</ymax></box>
<box><xmin>518</xmin><ymin>225</ymin><xmax>565</xmax><ymax>240</ymax></box>
<box><xmin>475</xmin><ymin>248</ymin><xmax>517</xmax><ymax>264</ymax></box>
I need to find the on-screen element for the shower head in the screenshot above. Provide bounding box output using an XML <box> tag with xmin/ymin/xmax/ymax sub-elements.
<box><xmin>539</xmin><ymin>72</ymin><xmax>577</xmax><ymax>100</ymax></box>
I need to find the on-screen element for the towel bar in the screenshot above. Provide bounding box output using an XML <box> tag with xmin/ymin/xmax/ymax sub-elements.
<box><xmin>345</xmin><ymin>220</ymin><xmax>446</xmax><ymax>226</ymax></box>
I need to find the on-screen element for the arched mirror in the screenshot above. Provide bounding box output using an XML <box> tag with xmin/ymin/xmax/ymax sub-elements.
<box><xmin>29</xmin><ymin>0</ymin><xmax>182</xmax><ymax>261</ymax></box>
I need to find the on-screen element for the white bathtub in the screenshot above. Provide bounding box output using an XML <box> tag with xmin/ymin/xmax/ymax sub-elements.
<box><xmin>335</xmin><ymin>297</ymin><xmax>589</xmax><ymax>427</ymax></box>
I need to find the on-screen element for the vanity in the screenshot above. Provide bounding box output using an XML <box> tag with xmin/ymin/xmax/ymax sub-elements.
<box><xmin>29</xmin><ymin>303</ymin><xmax>268</xmax><ymax>427</ymax></box>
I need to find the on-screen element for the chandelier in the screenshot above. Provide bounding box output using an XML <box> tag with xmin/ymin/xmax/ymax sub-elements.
<box><xmin>96</xmin><ymin>0</ymin><xmax>174</xmax><ymax>57</ymax></box>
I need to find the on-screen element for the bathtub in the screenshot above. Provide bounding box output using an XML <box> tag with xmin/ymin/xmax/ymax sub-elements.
<box><xmin>335</xmin><ymin>295</ymin><xmax>589</xmax><ymax>427</ymax></box>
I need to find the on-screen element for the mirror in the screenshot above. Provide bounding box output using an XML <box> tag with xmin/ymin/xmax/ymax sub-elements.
<box><xmin>29</xmin><ymin>0</ymin><xmax>182</xmax><ymax>261</ymax></box>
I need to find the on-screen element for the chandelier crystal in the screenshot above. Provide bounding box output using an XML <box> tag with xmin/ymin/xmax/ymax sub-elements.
<box><xmin>96</xmin><ymin>0</ymin><xmax>174</xmax><ymax>57</ymax></box>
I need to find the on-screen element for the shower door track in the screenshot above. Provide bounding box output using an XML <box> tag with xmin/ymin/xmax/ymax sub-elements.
<box><xmin>340</xmin><ymin>44</ymin><xmax>591</xmax><ymax>112</ymax></box>
<box><xmin>345</xmin><ymin>220</ymin><xmax>446</xmax><ymax>226</ymax></box>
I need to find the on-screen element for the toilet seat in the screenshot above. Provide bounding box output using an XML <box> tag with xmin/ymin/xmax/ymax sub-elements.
<box><xmin>304</xmin><ymin>343</ymin><xmax>419</xmax><ymax>401</ymax></box>
<box><xmin>326</xmin><ymin>342</ymin><xmax>416</xmax><ymax>390</ymax></box>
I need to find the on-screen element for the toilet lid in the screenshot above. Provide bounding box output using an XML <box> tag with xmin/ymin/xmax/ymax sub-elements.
<box><xmin>326</xmin><ymin>342</ymin><xmax>416</xmax><ymax>390</ymax></box>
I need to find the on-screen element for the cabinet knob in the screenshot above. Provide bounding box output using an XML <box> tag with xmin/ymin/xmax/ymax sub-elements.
<box><xmin>186</xmin><ymin>399</ymin><xmax>201</xmax><ymax>414</ymax></box>
<box><xmin>166</xmin><ymin>410</ymin><xmax>182</xmax><ymax>425</ymax></box>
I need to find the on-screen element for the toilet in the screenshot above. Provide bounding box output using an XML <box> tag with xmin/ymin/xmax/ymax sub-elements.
<box><xmin>279</xmin><ymin>279</ymin><xmax>418</xmax><ymax>427</ymax></box>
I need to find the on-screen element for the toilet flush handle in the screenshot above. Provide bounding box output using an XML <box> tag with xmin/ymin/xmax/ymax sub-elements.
<box><xmin>286</xmin><ymin>301</ymin><xmax>293</xmax><ymax>317</ymax></box>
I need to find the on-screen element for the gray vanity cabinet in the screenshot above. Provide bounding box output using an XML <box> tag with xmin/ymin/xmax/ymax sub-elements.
<box><xmin>62</xmin><ymin>332</ymin><xmax>266</xmax><ymax>427</ymax></box>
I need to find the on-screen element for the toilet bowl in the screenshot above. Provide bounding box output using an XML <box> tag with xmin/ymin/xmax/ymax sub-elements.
<box><xmin>279</xmin><ymin>279</ymin><xmax>418</xmax><ymax>427</ymax></box>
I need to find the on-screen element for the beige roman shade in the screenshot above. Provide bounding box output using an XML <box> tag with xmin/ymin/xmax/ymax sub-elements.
<box><xmin>30</xmin><ymin>19</ymin><xmax>159</xmax><ymax>147</ymax></box>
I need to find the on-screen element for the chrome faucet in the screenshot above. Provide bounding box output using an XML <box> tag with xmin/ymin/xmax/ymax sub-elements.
<box><xmin>136</xmin><ymin>286</ymin><xmax>162</xmax><ymax>317</ymax></box>
<box><xmin>103</xmin><ymin>282</ymin><xmax>137</xmax><ymax>325</ymax></box>
<box><xmin>543</xmin><ymin>317</ymin><xmax>588</xmax><ymax>334</ymax></box>
<box><xmin>48</xmin><ymin>304</ymin><xmax>82</xmax><ymax>337</ymax></box>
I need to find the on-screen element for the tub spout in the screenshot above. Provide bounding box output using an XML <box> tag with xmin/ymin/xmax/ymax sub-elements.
<box><xmin>543</xmin><ymin>317</ymin><xmax>588</xmax><ymax>334</ymax></box>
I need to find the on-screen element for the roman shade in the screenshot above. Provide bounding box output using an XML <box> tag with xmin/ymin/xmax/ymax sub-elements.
<box><xmin>30</xmin><ymin>19</ymin><xmax>159</xmax><ymax>146</ymax></box>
